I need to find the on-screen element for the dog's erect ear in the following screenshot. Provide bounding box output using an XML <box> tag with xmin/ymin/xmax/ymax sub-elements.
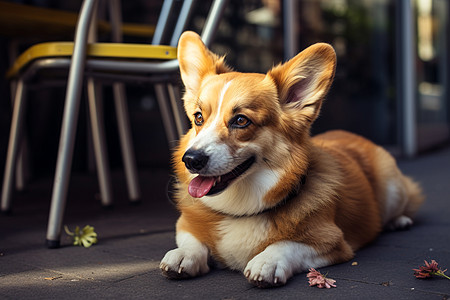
<box><xmin>268</xmin><ymin>43</ymin><xmax>336</xmax><ymax>123</ymax></box>
<box><xmin>177</xmin><ymin>31</ymin><xmax>231</xmax><ymax>94</ymax></box>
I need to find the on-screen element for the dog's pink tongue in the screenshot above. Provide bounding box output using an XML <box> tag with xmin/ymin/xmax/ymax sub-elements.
<box><xmin>188</xmin><ymin>176</ymin><xmax>215</xmax><ymax>198</ymax></box>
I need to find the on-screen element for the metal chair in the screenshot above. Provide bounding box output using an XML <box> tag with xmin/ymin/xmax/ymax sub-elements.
<box><xmin>1</xmin><ymin>0</ymin><xmax>227</xmax><ymax>248</ymax></box>
<box><xmin>1</xmin><ymin>1</ymin><xmax>156</xmax><ymax>193</ymax></box>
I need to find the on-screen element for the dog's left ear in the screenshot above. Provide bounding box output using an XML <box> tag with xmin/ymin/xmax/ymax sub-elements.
<box><xmin>268</xmin><ymin>43</ymin><xmax>336</xmax><ymax>123</ymax></box>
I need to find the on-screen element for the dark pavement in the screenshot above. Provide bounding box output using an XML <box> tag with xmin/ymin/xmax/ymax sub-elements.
<box><xmin>1</xmin><ymin>145</ymin><xmax>450</xmax><ymax>299</ymax></box>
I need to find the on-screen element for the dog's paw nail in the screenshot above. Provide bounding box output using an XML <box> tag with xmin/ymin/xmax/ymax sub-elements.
<box><xmin>178</xmin><ymin>267</ymin><xmax>183</xmax><ymax>274</ymax></box>
<box><xmin>244</xmin><ymin>270</ymin><xmax>250</xmax><ymax>278</ymax></box>
<box><xmin>274</xmin><ymin>277</ymin><xmax>278</xmax><ymax>284</ymax></box>
<box><xmin>258</xmin><ymin>276</ymin><xmax>263</xmax><ymax>282</ymax></box>
<box><xmin>165</xmin><ymin>266</ymin><xmax>169</xmax><ymax>272</ymax></box>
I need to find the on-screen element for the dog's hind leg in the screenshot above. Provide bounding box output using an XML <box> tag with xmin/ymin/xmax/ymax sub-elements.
<box><xmin>384</xmin><ymin>175</ymin><xmax>424</xmax><ymax>231</ymax></box>
<box><xmin>375</xmin><ymin>148</ymin><xmax>425</xmax><ymax>231</ymax></box>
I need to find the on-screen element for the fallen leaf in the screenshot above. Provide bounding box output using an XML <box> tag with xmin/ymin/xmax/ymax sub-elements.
<box><xmin>44</xmin><ymin>276</ymin><xmax>62</xmax><ymax>281</ymax></box>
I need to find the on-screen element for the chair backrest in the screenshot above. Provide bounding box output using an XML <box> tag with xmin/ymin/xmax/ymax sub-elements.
<box><xmin>152</xmin><ymin>0</ymin><xmax>192</xmax><ymax>46</ymax></box>
<box><xmin>104</xmin><ymin>0</ymin><xmax>226</xmax><ymax>49</ymax></box>
<box><xmin>151</xmin><ymin>0</ymin><xmax>227</xmax><ymax>47</ymax></box>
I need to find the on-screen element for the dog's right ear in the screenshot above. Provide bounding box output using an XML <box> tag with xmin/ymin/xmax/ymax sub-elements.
<box><xmin>178</xmin><ymin>31</ymin><xmax>231</xmax><ymax>94</ymax></box>
<box><xmin>268</xmin><ymin>43</ymin><xmax>336</xmax><ymax>125</ymax></box>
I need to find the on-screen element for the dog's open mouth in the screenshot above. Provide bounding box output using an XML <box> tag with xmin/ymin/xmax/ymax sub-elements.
<box><xmin>188</xmin><ymin>156</ymin><xmax>256</xmax><ymax>198</ymax></box>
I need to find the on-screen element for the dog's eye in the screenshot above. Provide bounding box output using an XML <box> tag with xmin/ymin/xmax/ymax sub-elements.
<box><xmin>230</xmin><ymin>115</ymin><xmax>251</xmax><ymax>128</ymax></box>
<box><xmin>194</xmin><ymin>112</ymin><xmax>204</xmax><ymax>126</ymax></box>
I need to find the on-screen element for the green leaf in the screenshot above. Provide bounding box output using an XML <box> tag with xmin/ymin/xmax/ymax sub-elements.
<box><xmin>64</xmin><ymin>225</ymin><xmax>98</xmax><ymax>248</ymax></box>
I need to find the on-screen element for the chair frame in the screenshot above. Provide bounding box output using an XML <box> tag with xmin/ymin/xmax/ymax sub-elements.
<box><xmin>1</xmin><ymin>0</ymin><xmax>227</xmax><ymax>248</ymax></box>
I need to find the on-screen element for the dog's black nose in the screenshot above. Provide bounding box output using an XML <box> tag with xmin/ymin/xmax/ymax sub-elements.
<box><xmin>182</xmin><ymin>150</ymin><xmax>209</xmax><ymax>172</ymax></box>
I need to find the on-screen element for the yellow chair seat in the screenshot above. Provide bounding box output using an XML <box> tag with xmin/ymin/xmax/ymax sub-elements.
<box><xmin>7</xmin><ymin>42</ymin><xmax>177</xmax><ymax>78</ymax></box>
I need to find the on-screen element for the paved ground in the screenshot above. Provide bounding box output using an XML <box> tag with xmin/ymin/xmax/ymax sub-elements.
<box><xmin>1</xmin><ymin>145</ymin><xmax>450</xmax><ymax>299</ymax></box>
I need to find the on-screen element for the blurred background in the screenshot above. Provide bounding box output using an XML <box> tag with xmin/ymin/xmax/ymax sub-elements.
<box><xmin>0</xmin><ymin>0</ymin><xmax>449</xmax><ymax>183</ymax></box>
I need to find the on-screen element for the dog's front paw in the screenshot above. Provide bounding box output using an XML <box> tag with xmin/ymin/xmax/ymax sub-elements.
<box><xmin>244</xmin><ymin>251</ymin><xmax>292</xmax><ymax>288</ymax></box>
<box><xmin>160</xmin><ymin>248</ymin><xmax>209</xmax><ymax>279</ymax></box>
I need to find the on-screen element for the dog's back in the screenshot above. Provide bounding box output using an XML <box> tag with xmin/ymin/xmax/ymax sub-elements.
<box><xmin>313</xmin><ymin>130</ymin><xmax>424</xmax><ymax>236</ymax></box>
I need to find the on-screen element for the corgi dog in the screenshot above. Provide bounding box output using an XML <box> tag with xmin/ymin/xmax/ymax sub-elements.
<box><xmin>160</xmin><ymin>31</ymin><xmax>424</xmax><ymax>288</ymax></box>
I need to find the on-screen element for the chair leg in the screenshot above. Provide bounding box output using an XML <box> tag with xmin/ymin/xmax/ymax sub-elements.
<box><xmin>46</xmin><ymin>82</ymin><xmax>84</xmax><ymax>248</ymax></box>
<box><xmin>15</xmin><ymin>141</ymin><xmax>28</xmax><ymax>191</ymax></box>
<box><xmin>154</xmin><ymin>84</ymin><xmax>177</xmax><ymax>147</ymax></box>
<box><xmin>87</xmin><ymin>79</ymin><xmax>113</xmax><ymax>207</ymax></box>
<box><xmin>167</xmin><ymin>83</ymin><xmax>188</xmax><ymax>138</ymax></box>
<box><xmin>46</xmin><ymin>0</ymin><xmax>97</xmax><ymax>248</ymax></box>
<box><xmin>1</xmin><ymin>80</ymin><xmax>27</xmax><ymax>213</ymax></box>
<box><xmin>10</xmin><ymin>80</ymin><xmax>28</xmax><ymax>192</ymax></box>
<box><xmin>113</xmin><ymin>82</ymin><xmax>140</xmax><ymax>202</ymax></box>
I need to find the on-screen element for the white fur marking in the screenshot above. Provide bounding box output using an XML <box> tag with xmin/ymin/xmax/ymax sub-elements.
<box><xmin>193</xmin><ymin>80</ymin><xmax>232</xmax><ymax>148</ymax></box>
<box><xmin>216</xmin><ymin>216</ymin><xmax>271</xmax><ymax>270</ymax></box>
<box><xmin>214</xmin><ymin>80</ymin><xmax>232</xmax><ymax>126</ymax></box>
<box><xmin>185</xmin><ymin>81</ymin><xmax>234</xmax><ymax>174</ymax></box>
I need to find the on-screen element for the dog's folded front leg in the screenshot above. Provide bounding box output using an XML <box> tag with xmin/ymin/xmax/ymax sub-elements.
<box><xmin>244</xmin><ymin>241</ymin><xmax>330</xmax><ymax>288</ymax></box>
<box><xmin>160</xmin><ymin>231</ymin><xmax>210</xmax><ymax>279</ymax></box>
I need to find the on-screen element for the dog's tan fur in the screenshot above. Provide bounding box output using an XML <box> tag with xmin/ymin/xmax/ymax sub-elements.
<box><xmin>160</xmin><ymin>31</ymin><xmax>424</xmax><ymax>287</ymax></box>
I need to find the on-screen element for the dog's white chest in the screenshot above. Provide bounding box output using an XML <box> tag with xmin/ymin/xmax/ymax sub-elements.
<box><xmin>215</xmin><ymin>215</ymin><xmax>271</xmax><ymax>271</ymax></box>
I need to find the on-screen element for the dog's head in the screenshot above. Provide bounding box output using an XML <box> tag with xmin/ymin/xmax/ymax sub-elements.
<box><xmin>174</xmin><ymin>31</ymin><xmax>336</xmax><ymax>216</ymax></box>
